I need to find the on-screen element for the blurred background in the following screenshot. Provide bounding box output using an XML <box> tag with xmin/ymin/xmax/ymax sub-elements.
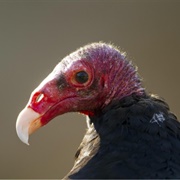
<box><xmin>0</xmin><ymin>0</ymin><xmax>180</xmax><ymax>178</ymax></box>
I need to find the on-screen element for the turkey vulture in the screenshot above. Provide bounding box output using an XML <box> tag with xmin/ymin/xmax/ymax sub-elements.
<box><xmin>16</xmin><ymin>42</ymin><xmax>180</xmax><ymax>179</ymax></box>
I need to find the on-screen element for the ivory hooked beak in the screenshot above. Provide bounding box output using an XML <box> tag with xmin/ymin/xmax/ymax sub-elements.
<box><xmin>16</xmin><ymin>107</ymin><xmax>42</xmax><ymax>145</ymax></box>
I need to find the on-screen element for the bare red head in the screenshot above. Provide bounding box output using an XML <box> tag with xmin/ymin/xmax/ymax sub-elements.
<box><xmin>16</xmin><ymin>42</ymin><xmax>144</xmax><ymax>144</ymax></box>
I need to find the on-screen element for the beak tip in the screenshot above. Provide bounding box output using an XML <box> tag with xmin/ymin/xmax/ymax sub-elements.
<box><xmin>16</xmin><ymin>107</ymin><xmax>40</xmax><ymax>145</ymax></box>
<box><xmin>16</xmin><ymin>119</ymin><xmax>29</xmax><ymax>145</ymax></box>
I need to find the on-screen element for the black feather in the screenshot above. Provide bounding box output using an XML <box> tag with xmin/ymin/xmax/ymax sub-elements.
<box><xmin>65</xmin><ymin>94</ymin><xmax>180</xmax><ymax>179</ymax></box>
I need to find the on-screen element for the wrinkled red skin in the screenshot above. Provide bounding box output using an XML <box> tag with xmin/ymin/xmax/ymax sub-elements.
<box><xmin>27</xmin><ymin>43</ymin><xmax>144</xmax><ymax>126</ymax></box>
<box><xmin>27</xmin><ymin>58</ymin><xmax>103</xmax><ymax>125</ymax></box>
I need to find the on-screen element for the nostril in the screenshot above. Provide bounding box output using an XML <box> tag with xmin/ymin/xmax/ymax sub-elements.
<box><xmin>35</xmin><ymin>93</ymin><xmax>44</xmax><ymax>103</ymax></box>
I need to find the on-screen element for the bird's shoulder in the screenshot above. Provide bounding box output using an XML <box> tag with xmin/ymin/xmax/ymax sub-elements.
<box><xmin>98</xmin><ymin>93</ymin><xmax>180</xmax><ymax>178</ymax></box>
<box><xmin>66</xmin><ymin>93</ymin><xmax>180</xmax><ymax>179</ymax></box>
<box><xmin>101</xmin><ymin>93</ymin><xmax>180</xmax><ymax>138</ymax></box>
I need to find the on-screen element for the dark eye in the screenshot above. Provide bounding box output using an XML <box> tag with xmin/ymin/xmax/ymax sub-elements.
<box><xmin>75</xmin><ymin>71</ymin><xmax>89</xmax><ymax>84</ymax></box>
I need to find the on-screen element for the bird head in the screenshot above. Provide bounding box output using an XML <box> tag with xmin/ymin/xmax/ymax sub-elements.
<box><xmin>16</xmin><ymin>43</ymin><xmax>144</xmax><ymax>145</ymax></box>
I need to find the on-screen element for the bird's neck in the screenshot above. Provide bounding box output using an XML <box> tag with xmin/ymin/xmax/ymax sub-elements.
<box><xmin>89</xmin><ymin>94</ymin><xmax>140</xmax><ymax>137</ymax></box>
<box><xmin>102</xmin><ymin>59</ymin><xmax>144</xmax><ymax>108</ymax></box>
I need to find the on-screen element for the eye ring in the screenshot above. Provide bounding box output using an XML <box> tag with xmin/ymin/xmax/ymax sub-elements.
<box><xmin>75</xmin><ymin>71</ymin><xmax>89</xmax><ymax>84</ymax></box>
